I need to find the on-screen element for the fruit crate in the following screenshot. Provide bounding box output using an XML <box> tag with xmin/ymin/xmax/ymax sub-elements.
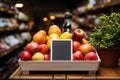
<box><xmin>18</xmin><ymin>53</ymin><xmax>101</xmax><ymax>75</ymax></box>
<box><xmin>18</xmin><ymin>40</ymin><xmax>101</xmax><ymax>75</ymax></box>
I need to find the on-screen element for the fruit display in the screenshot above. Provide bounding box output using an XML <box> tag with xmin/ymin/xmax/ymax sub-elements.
<box><xmin>19</xmin><ymin>24</ymin><xmax>98</xmax><ymax>61</ymax></box>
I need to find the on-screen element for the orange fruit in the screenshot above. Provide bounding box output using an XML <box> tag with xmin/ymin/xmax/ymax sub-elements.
<box><xmin>48</xmin><ymin>25</ymin><xmax>61</xmax><ymax>36</ymax></box>
<box><xmin>37</xmin><ymin>30</ymin><xmax>46</xmax><ymax>35</ymax></box>
<box><xmin>33</xmin><ymin>30</ymin><xmax>47</xmax><ymax>44</ymax></box>
<box><xmin>47</xmin><ymin>33</ymin><xmax>59</xmax><ymax>49</ymax></box>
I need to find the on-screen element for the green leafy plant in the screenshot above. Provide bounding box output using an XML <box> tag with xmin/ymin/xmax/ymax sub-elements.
<box><xmin>89</xmin><ymin>13</ymin><xmax>120</xmax><ymax>48</ymax></box>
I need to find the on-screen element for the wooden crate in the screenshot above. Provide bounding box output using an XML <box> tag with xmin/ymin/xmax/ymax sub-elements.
<box><xmin>18</xmin><ymin>52</ymin><xmax>101</xmax><ymax>75</ymax></box>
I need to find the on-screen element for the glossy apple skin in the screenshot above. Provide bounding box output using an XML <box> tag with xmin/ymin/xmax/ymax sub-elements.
<box><xmin>84</xmin><ymin>52</ymin><xmax>98</xmax><ymax>60</ymax></box>
<box><xmin>73</xmin><ymin>51</ymin><xmax>84</xmax><ymax>60</ymax></box>
<box><xmin>73</xmin><ymin>41</ymin><xmax>81</xmax><ymax>52</ymax></box>
<box><xmin>79</xmin><ymin>44</ymin><xmax>94</xmax><ymax>55</ymax></box>
<box><xmin>44</xmin><ymin>53</ymin><xmax>50</xmax><ymax>60</ymax></box>
<box><xmin>20</xmin><ymin>51</ymin><xmax>32</xmax><ymax>61</ymax></box>
<box><xmin>72</xmin><ymin>29</ymin><xmax>85</xmax><ymax>42</ymax></box>
<box><xmin>25</xmin><ymin>41</ymin><xmax>39</xmax><ymax>54</ymax></box>
<box><xmin>38</xmin><ymin>44</ymin><xmax>49</xmax><ymax>54</ymax></box>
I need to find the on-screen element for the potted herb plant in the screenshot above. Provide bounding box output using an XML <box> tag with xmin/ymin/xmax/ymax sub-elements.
<box><xmin>89</xmin><ymin>13</ymin><xmax>120</xmax><ymax>67</ymax></box>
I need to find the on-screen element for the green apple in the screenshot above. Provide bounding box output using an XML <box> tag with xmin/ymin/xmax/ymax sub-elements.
<box><xmin>32</xmin><ymin>52</ymin><xmax>44</xmax><ymax>60</ymax></box>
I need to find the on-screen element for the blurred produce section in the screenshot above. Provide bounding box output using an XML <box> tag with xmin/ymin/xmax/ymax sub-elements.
<box><xmin>0</xmin><ymin>0</ymin><xmax>32</xmax><ymax>80</ymax></box>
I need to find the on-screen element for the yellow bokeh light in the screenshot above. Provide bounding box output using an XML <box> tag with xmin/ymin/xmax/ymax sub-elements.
<box><xmin>15</xmin><ymin>3</ymin><xmax>24</xmax><ymax>8</ymax></box>
<box><xmin>43</xmin><ymin>17</ymin><xmax>48</xmax><ymax>21</ymax></box>
<box><xmin>50</xmin><ymin>15</ymin><xmax>55</xmax><ymax>20</ymax></box>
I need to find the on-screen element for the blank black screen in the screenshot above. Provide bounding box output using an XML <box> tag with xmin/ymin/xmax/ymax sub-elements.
<box><xmin>51</xmin><ymin>40</ymin><xmax>72</xmax><ymax>61</ymax></box>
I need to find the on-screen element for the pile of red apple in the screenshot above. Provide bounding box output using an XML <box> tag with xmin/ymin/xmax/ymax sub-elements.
<box><xmin>20</xmin><ymin>42</ymin><xmax>50</xmax><ymax>61</ymax></box>
<box><xmin>72</xmin><ymin>29</ymin><xmax>98</xmax><ymax>60</ymax></box>
<box><xmin>20</xmin><ymin>28</ymin><xmax>98</xmax><ymax>61</ymax></box>
<box><xmin>73</xmin><ymin>41</ymin><xmax>98</xmax><ymax>60</ymax></box>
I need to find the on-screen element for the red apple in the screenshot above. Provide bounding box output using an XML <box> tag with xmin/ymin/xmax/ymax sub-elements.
<box><xmin>20</xmin><ymin>51</ymin><xmax>32</xmax><ymax>61</ymax></box>
<box><xmin>44</xmin><ymin>53</ymin><xmax>50</xmax><ymax>60</ymax></box>
<box><xmin>38</xmin><ymin>44</ymin><xmax>49</xmax><ymax>54</ymax></box>
<box><xmin>73</xmin><ymin>40</ymin><xmax>81</xmax><ymax>52</ymax></box>
<box><xmin>84</xmin><ymin>52</ymin><xmax>98</xmax><ymax>60</ymax></box>
<box><xmin>25</xmin><ymin>41</ymin><xmax>39</xmax><ymax>54</ymax></box>
<box><xmin>72</xmin><ymin>29</ymin><xmax>85</xmax><ymax>42</ymax></box>
<box><xmin>73</xmin><ymin>51</ymin><xmax>84</xmax><ymax>60</ymax></box>
<box><xmin>79</xmin><ymin>44</ymin><xmax>94</xmax><ymax>55</ymax></box>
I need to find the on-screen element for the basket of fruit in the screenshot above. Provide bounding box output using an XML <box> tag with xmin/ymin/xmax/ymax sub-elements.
<box><xmin>18</xmin><ymin>25</ymin><xmax>101</xmax><ymax>75</ymax></box>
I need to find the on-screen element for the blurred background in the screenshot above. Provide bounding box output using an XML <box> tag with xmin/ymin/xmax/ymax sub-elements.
<box><xmin>0</xmin><ymin>0</ymin><xmax>120</xmax><ymax>79</ymax></box>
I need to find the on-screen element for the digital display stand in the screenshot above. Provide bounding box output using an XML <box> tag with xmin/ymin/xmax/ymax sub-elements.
<box><xmin>51</xmin><ymin>39</ymin><xmax>72</xmax><ymax>61</ymax></box>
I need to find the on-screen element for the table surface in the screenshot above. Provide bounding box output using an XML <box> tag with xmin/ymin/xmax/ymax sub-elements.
<box><xmin>9</xmin><ymin>66</ymin><xmax>120</xmax><ymax>80</ymax></box>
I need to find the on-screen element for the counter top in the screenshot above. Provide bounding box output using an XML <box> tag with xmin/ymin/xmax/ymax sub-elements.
<box><xmin>9</xmin><ymin>66</ymin><xmax>120</xmax><ymax>80</ymax></box>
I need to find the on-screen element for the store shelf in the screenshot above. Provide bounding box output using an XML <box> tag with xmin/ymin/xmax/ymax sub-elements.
<box><xmin>90</xmin><ymin>1</ymin><xmax>119</xmax><ymax>11</ymax></box>
<box><xmin>73</xmin><ymin>0</ymin><xmax>120</xmax><ymax>36</ymax></box>
<box><xmin>0</xmin><ymin>7</ymin><xmax>16</xmax><ymax>17</ymax></box>
<box><xmin>0</xmin><ymin>43</ymin><xmax>23</xmax><ymax>59</ymax></box>
<box><xmin>0</xmin><ymin>27</ymin><xmax>18</xmax><ymax>32</ymax></box>
<box><xmin>78</xmin><ymin>0</ymin><xmax>120</xmax><ymax>15</ymax></box>
<box><xmin>0</xmin><ymin>1</ymin><xmax>31</xmax><ymax>80</ymax></box>
<box><xmin>0</xmin><ymin>27</ymin><xmax>30</xmax><ymax>35</ymax></box>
